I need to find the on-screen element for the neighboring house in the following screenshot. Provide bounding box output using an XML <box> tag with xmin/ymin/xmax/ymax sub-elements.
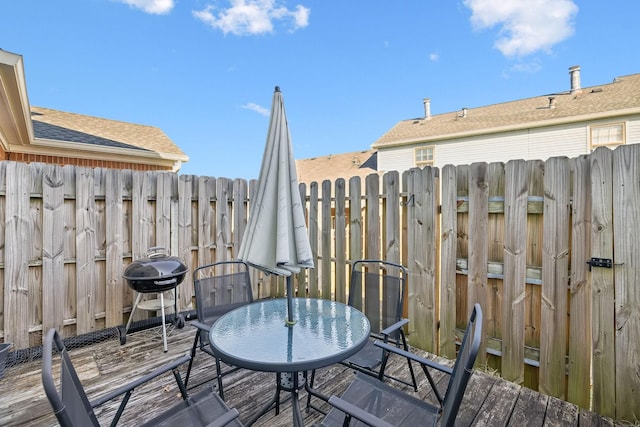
<box><xmin>373</xmin><ymin>66</ymin><xmax>640</xmax><ymax>173</ymax></box>
<box><xmin>296</xmin><ymin>149</ymin><xmax>379</xmax><ymax>187</ymax></box>
<box><xmin>0</xmin><ymin>49</ymin><xmax>188</xmax><ymax>171</ymax></box>
<box><xmin>295</xmin><ymin>149</ymin><xmax>380</xmax><ymax>228</ymax></box>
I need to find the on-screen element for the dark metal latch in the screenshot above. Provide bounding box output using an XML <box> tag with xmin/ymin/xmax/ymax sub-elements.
<box><xmin>586</xmin><ymin>257</ymin><xmax>613</xmax><ymax>271</ymax></box>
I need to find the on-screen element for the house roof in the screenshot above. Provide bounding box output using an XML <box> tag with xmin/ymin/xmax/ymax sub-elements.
<box><xmin>30</xmin><ymin>106</ymin><xmax>185</xmax><ymax>156</ymax></box>
<box><xmin>296</xmin><ymin>149</ymin><xmax>379</xmax><ymax>186</ymax></box>
<box><xmin>0</xmin><ymin>49</ymin><xmax>188</xmax><ymax>170</ymax></box>
<box><xmin>373</xmin><ymin>71</ymin><xmax>640</xmax><ymax>148</ymax></box>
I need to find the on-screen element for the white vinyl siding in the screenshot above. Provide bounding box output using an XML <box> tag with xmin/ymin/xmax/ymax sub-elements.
<box><xmin>378</xmin><ymin>116</ymin><xmax>640</xmax><ymax>174</ymax></box>
<box><xmin>436</xmin><ymin>125</ymin><xmax>587</xmax><ymax>169</ymax></box>
<box><xmin>378</xmin><ymin>146</ymin><xmax>415</xmax><ymax>172</ymax></box>
<box><xmin>378</xmin><ymin>123</ymin><xmax>588</xmax><ymax>173</ymax></box>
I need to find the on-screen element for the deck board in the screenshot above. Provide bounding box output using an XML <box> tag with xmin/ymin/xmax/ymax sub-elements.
<box><xmin>0</xmin><ymin>321</ymin><xmax>621</xmax><ymax>426</ymax></box>
<box><xmin>467</xmin><ymin>376</ymin><xmax>515</xmax><ymax>426</ymax></box>
<box><xmin>507</xmin><ymin>385</ymin><xmax>548</xmax><ymax>426</ymax></box>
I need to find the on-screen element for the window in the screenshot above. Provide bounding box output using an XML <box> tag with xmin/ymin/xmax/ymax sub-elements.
<box><xmin>415</xmin><ymin>146</ymin><xmax>435</xmax><ymax>167</ymax></box>
<box><xmin>590</xmin><ymin>123</ymin><xmax>625</xmax><ymax>149</ymax></box>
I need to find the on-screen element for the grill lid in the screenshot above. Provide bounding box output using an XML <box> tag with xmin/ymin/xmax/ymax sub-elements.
<box><xmin>123</xmin><ymin>247</ymin><xmax>188</xmax><ymax>292</ymax></box>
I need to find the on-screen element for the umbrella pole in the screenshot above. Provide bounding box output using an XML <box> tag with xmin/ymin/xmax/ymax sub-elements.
<box><xmin>286</xmin><ymin>276</ymin><xmax>296</xmax><ymax>326</ymax></box>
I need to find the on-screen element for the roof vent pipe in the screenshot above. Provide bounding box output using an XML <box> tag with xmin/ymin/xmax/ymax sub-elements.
<box><xmin>569</xmin><ymin>65</ymin><xmax>582</xmax><ymax>94</ymax></box>
<box><xmin>461</xmin><ymin>107</ymin><xmax>468</xmax><ymax>118</ymax></box>
<box><xmin>548</xmin><ymin>96</ymin><xmax>557</xmax><ymax>109</ymax></box>
<box><xmin>423</xmin><ymin>98</ymin><xmax>431</xmax><ymax>120</ymax></box>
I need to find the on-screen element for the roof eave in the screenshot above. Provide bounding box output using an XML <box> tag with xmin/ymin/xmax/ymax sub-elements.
<box><xmin>0</xmin><ymin>49</ymin><xmax>34</xmax><ymax>149</ymax></box>
<box><xmin>372</xmin><ymin>107</ymin><xmax>640</xmax><ymax>149</ymax></box>
<box><xmin>9</xmin><ymin>137</ymin><xmax>189</xmax><ymax>170</ymax></box>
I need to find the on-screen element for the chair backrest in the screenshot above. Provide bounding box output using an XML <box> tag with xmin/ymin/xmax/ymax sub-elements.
<box><xmin>194</xmin><ymin>260</ymin><xmax>254</xmax><ymax>327</ymax></box>
<box><xmin>440</xmin><ymin>303</ymin><xmax>483</xmax><ymax>427</ymax></box>
<box><xmin>348</xmin><ymin>260</ymin><xmax>406</xmax><ymax>337</ymax></box>
<box><xmin>42</xmin><ymin>328</ymin><xmax>101</xmax><ymax>427</ymax></box>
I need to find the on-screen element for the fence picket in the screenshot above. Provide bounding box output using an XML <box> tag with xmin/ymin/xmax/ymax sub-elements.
<box><xmin>439</xmin><ymin>164</ymin><xmax>457</xmax><ymax>358</ymax></box>
<box><xmin>156</xmin><ymin>172</ymin><xmax>173</xmax><ymax>251</ymax></box>
<box><xmin>502</xmin><ymin>159</ymin><xmax>527</xmax><ymax>385</ymax></box>
<box><xmin>4</xmin><ymin>163</ymin><xmax>31</xmax><ymax>347</ymax></box>
<box><xmin>42</xmin><ymin>164</ymin><xmax>65</xmax><ymax>335</ymax></box>
<box><xmin>540</xmin><ymin>156</ymin><xmax>571</xmax><ymax>399</ymax></box>
<box><xmin>384</xmin><ymin>171</ymin><xmax>401</xmax><ymax>264</ymax></box>
<box><xmin>589</xmin><ymin>147</ymin><xmax>615</xmax><ymax>418</ymax></box>
<box><xmin>335</xmin><ymin>179</ymin><xmax>347</xmax><ymax>303</ymax></box>
<box><xmin>233</xmin><ymin>178</ymin><xmax>248</xmax><ymax>264</ymax></box>
<box><xmin>105</xmin><ymin>168</ymin><xmax>123</xmax><ymax>328</ymax></box>
<box><xmin>197</xmin><ymin>175</ymin><xmax>215</xmax><ymax>267</ymax></box>
<box><xmin>567</xmin><ymin>155</ymin><xmax>592</xmax><ymax>408</ymax></box>
<box><xmin>75</xmin><ymin>167</ymin><xmax>97</xmax><ymax>334</ymax></box>
<box><xmin>365</xmin><ymin>174</ymin><xmax>380</xmax><ymax>260</ymax></box>
<box><xmin>321</xmin><ymin>180</ymin><xmax>332</xmax><ymax>298</ymax></box>
<box><xmin>348</xmin><ymin>176</ymin><xmax>362</xmax><ymax>268</ymax></box>
<box><xmin>307</xmin><ymin>182</ymin><xmax>319</xmax><ymax>297</ymax></box>
<box><xmin>526</xmin><ymin>160</ymin><xmax>544</xmax><ymax>390</ymax></box>
<box><xmin>612</xmin><ymin>144</ymin><xmax>640</xmax><ymax>420</ymax></box>
<box><xmin>178</xmin><ymin>175</ymin><xmax>194</xmax><ymax>311</ymax></box>
<box><xmin>295</xmin><ymin>182</ymin><xmax>308</xmax><ymax>299</ymax></box>
<box><xmin>405</xmin><ymin>167</ymin><xmax>438</xmax><ymax>352</ymax></box>
<box><xmin>469</xmin><ymin>162</ymin><xmax>489</xmax><ymax>366</ymax></box>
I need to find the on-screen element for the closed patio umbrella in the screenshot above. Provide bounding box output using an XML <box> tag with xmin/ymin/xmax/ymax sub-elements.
<box><xmin>237</xmin><ymin>86</ymin><xmax>314</xmax><ymax>325</ymax></box>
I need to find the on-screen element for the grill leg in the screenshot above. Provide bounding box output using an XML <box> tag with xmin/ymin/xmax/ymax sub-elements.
<box><xmin>125</xmin><ymin>293</ymin><xmax>144</xmax><ymax>333</ymax></box>
<box><xmin>159</xmin><ymin>293</ymin><xmax>168</xmax><ymax>352</ymax></box>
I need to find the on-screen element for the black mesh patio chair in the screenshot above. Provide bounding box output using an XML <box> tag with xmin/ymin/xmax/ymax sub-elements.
<box><xmin>184</xmin><ymin>260</ymin><xmax>254</xmax><ymax>398</ymax></box>
<box><xmin>41</xmin><ymin>328</ymin><xmax>243</xmax><ymax>427</ymax></box>
<box><xmin>307</xmin><ymin>260</ymin><xmax>417</xmax><ymax>412</ymax></box>
<box><xmin>317</xmin><ymin>303</ymin><xmax>483</xmax><ymax>427</ymax></box>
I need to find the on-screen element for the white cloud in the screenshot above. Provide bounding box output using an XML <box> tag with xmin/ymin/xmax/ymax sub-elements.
<box><xmin>243</xmin><ymin>102</ymin><xmax>270</xmax><ymax>116</ymax></box>
<box><xmin>509</xmin><ymin>60</ymin><xmax>542</xmax><ymax>74</ymax></box>
<box><xmin>463</xmin><ymin>0</ymin><xmax>578</xmax><ymax>57</ymax></box>
<box><xmin>429</xmin><ymin>53</ymin><xmax>439</xmax><ymax>62</ymax></box>
<box><xmin>193</xmin><ymin>0</ymin><xmax>310</xmax><ymax>36</ymax></box>
<box><xmin>118</xmin><ymin>0</ymin><xmax>174</xmax><ymax>14</ymax></box>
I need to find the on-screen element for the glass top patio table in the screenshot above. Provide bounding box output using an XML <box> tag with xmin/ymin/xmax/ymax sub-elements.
<box><xmin>208</xmin><ymin>297</ymin><xmax>371</xmax><ymax>373</ymax></box>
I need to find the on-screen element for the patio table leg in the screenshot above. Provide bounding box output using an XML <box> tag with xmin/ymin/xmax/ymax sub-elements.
<box><xmin>287</xmin><ymin>372</ymin><xmax>305</xmax><ymax>427</ymax></box>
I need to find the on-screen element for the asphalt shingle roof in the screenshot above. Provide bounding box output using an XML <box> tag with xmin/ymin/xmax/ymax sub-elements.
<box><xmin>32</xmin><ymin>120</ymin><xmax>147</xmax><ymax>150</ymax></box>
<box><xmin>373</xmin><ymin>72</ymin><xmax>640</xmax><ymax>148</ymax></box>
<box><xmin>296</xmin><ymin>149</ymin><xmax>379</xmax><ymax>186</ymax></box>
<box><xmin>30</xmin><ymin>106</ymin><xmax>185</xmax><ymax>156</ymax></box>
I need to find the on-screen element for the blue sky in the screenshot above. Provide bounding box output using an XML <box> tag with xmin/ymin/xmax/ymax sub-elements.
<box><xmin>1</xmin><ymin>0</ymin><xmax>639</xmax><ymax>179</ymax></box>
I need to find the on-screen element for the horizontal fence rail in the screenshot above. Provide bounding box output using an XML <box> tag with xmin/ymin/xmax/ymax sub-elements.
<box><xmin>0</xmin><ymin>145</ymin><xmax>638</xmax><ymax>422</ymax></box>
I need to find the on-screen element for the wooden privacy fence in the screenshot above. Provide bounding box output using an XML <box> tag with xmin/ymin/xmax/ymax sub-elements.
<box><xmin>0</xmin><ymin>144</ymin><xmax>639</xmax><ymax>422</ymax></box>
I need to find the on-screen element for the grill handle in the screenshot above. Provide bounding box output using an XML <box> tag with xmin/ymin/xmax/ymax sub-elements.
<box><xmin>154</xmin><ymin>278</ymin><xmax>177</xmax><ymax>286</ymax></box>
<box><xmin>147</xmin><ymin>246</ymin><xmax>167</xmax><ymax>258</ymax></box>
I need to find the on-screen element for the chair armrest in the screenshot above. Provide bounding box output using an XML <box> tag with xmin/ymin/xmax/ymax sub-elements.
<box><xmin>327</xmin><ymin>396</ymin><xmax>395</xmax><ymax>427</ymax></box>
<box><xmin>205</xmin><ymin>408</ymin><xmax>239</xmax><ymax>427</ymax></box>
<box><xmin>90</xmin><ymin>354</ymin><xmax>192</xmax><ymax>408</ymax></box>
<box><xmin>191</xmin><ymin>320</ymin><xmax>211</xmax><ymax>333</ymax></box>
<box><xmin>380</xmin><ymin>318</ymin><xmax>409</xmax><ymax>336</ymax></box>
<box><xmin>374</xmin><ymin>341</ymin><xmax>453</xmax><ymax>375</ymax></box>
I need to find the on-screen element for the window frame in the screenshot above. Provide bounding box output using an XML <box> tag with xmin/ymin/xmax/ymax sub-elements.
<box><xmin>590</xmin><ymin>122</ymin><xmax>626</xmax><ymax>150</ymax></box>
<box><xmin>415</xmin><ymin>145</ymin><xmax>435</xmax><ymax>168</ymax></box>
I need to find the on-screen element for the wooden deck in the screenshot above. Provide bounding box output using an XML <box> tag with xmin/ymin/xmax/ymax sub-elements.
<box><xmin>0</xmin><ymin>321</ymin><xmax>622</xmax><ymax>427</ymax></box>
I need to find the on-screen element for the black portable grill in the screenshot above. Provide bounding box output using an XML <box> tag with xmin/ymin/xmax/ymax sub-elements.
<box><xmin>120</xmin><ymin>247</ymin><xmax>188</xmax><ymax>352</ymax></box>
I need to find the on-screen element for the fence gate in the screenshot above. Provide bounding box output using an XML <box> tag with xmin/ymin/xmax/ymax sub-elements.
<box><xmin>589</xmin><ymin>145</ymin><xmax>640</xmax><ymax>421</ymax></box>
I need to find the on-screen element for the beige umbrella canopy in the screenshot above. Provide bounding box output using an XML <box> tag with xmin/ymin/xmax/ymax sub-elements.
<box><xmin>237</xmin><ymin>86</ymin><xmax>314</xmax><ymax>324</ymax></box>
